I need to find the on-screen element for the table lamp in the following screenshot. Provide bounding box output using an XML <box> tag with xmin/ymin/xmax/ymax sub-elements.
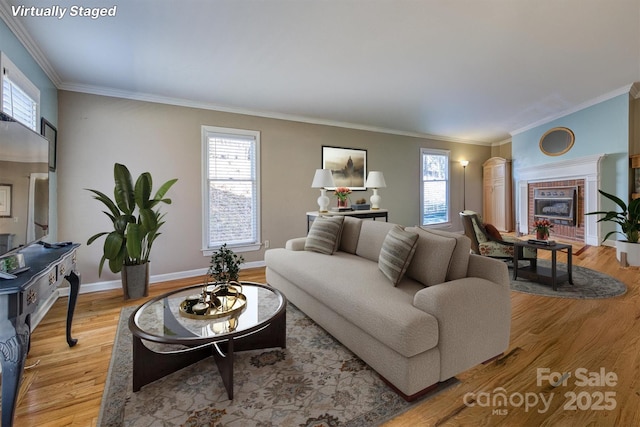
<box><xmin>311</xmin><ymin>169</ymin><xmax>335</xmax><ymax>212</ymax></box>
<box><xmin>365</xmin><ymin>171</ymin><xmax>386</xmax><ymax>210</ymax></box>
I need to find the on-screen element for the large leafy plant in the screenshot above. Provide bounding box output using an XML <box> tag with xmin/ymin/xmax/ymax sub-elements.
<box><xmin>87</xmin><ymin>163</ymin><xmax>178</xmax><ymax>275</ymax></box>
<box><xmin>586</xmin><ymin>189</ymin><xmax>640</xmax><ymax>243</ymax></box>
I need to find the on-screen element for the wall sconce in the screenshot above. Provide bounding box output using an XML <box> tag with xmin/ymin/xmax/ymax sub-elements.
<box><xmin>311</xmin><ymin>169</ymin><xmax>335</xmax><ymax>212</ymax></box>
<box><xmin>460</xmin><ymin>160</ymin><xmax>469</xmax><ymax>211</ymax></box>
<box><xmin>365</xmin><ymin>171</ymin><xmax>386</xmax><ymax>210</ymax></box>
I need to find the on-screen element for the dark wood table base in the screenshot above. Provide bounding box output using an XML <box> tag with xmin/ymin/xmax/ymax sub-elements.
<box><xmin>131</xmin><ymin>305</ymin><xmax>287</xmax><ymax>399</ymax></box>
<box><xmin>513</xmin><ymin>241</ymin><xmax>573</xmax><ymax>291</ymax></box>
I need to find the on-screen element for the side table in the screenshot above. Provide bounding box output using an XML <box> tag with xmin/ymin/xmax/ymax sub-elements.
<box><xmin>306</xmin><ymin>209</ymin><xmax>388</xmax><ymax>231</ymax></box>
<box><xmin>513</xmin><ymin>241</ymin><xmax>573</xmax><ymax>291</ymax></box>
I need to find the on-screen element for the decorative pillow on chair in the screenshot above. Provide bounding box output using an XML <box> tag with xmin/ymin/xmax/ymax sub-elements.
<box><xmin>484</xmin><ymin>223</ymin><xmax>503</xmax><ymax>240</ymax></box>
<box><xmin>304</xmin><ymin>216</ymin><xmax>345</xmax><ymax>255</ymax></box>
<box><xmin>378</xmin><ymin>225</ymin><xmax>419</xmax><ymax>285</ymax></box>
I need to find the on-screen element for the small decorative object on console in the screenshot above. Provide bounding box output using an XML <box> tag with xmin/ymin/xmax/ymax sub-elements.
<box><xmin>351</xmin><ymin>198</ymin><xmax>370</xmax><ymax>210</ymax></box>
<box><xmin>334</xmin><ymin>186</ymin><xmax>352</xmax><ymax>208</ymax></box>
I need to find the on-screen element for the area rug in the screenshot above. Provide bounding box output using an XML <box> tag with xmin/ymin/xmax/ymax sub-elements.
<box><xmin>510</xmin><ymin>259</ymin><xmax>627</xmax><ymax>299</ymax></box>
<box><xmin>98</xmin><ymin>305</ymin><xmax>456</xmax><ymax>426</ymax></box>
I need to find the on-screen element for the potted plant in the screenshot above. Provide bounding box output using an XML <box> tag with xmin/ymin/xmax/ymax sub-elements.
<box><xmin>532</xmin><ymin>218</ymin><xmax>553</xmax><ymax>240</ymax></box>
<box><xmin>207</xmin><ymin>243</ymin><xmax>244</xmax><ymax>299</ymax></box>
<box><xmin>586</xmin><ymin>189</ymin><xmax>640</xmax><ymax>266</ymax></box>
<box><xmin>87</xmin><ymin>163</ymin><xmax>178</xmax><ymax>299</ymax></box>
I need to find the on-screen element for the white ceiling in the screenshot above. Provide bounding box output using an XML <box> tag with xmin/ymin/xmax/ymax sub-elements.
<box><xmin>2</xmin><ymin>0</ymin><xmax>640</xmax><ymax>144</ymax></box>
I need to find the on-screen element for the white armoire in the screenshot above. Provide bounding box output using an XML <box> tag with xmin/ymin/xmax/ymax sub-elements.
<box><xmin>482</xmin><ymin>157</ymin><xmax>513</xmax><ymax>232</ymax></box>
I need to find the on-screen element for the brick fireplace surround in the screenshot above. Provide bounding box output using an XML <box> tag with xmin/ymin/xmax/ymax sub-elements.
<box><xmin>528</xmin><ymin>180</ymin><xmax>584</xmax><ymax>241</ymax></box>
<box><xmin>515</xmin><ymin>154</ymin><xmax>606</xmax><ymax>246</ymax></box>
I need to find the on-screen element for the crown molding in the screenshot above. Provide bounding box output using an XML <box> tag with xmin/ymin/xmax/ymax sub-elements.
<box><xmin>0</xmin><ymin>0</ymin><xmax>61</xmax><ymax>86</ymax></box>
<box><xmin>510</xmin><ymin>83</ymin><xmax>636</xmax><ymax>136</ymax></box>
<box><xmin>59</xmin><ymin>81</ymin><xmax>494</xmax><ymax>146</ymax></box>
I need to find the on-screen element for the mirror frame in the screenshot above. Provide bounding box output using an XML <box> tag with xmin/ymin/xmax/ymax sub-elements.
<box><xmin>539</xmin><ymin>127</ymin><xmax>575</xmax><ymax>156</ymax></box>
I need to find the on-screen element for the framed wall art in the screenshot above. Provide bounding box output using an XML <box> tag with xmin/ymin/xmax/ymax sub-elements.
<box><xmin>0</xmin><ymin>184</ymin><xmax>12</xmax><ymax>217</ymax></box>
<box><xmin>41</xmin><ymin>118</ymin><xmax>57</xmax><ymax>171</ymax></box>
<box><xmin>322</xmin><ymin>146</ymin><xmax>367</xmax><ymax>190</ymax></box>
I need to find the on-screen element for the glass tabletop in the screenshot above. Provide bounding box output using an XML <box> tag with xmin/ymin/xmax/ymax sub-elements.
<box><xmin>129</xmin><ymin>281</ymin><xmax>285</xmax><ymax>345</ymax></box>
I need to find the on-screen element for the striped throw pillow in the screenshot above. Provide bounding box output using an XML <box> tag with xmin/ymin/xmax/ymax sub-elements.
<box><xmin>304</xmin><ymin>215</ymin><xmax>345</xmax><ymax>255</ymax></box>
<box><xmin>378</xmin><ymin>225</ymin><xmax>419</xmax><ymax>285</ymax></box>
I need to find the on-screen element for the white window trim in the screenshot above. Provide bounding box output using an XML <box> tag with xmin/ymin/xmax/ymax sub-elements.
<box><xmin>1</xmin><ymin>51</ymin><xmax>40</xmax><ymax>131</ymax></box>
<box><xmin>420</xmin><ymin>147</ymin><xmax>452</xmax><ymax>228</ymax></box>
<box><xmin>201</xmin><ymin>125</ymin><xmax>261</xmax><ymax>255</ymax></box>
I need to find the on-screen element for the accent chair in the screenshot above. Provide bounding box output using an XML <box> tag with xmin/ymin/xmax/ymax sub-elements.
<box><xmin>459</xmin><ymin>211</ymin><xmax>537</xmax><ymax>264</ymax></box>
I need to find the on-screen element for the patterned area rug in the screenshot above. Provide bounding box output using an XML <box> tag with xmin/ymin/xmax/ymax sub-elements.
<box><xmin>510</xmin><ymin>259</ymin><xmax>627</xmax><ymax>299</ymax></box>
<box><xmin>98</xmin><ymin>304</ymin><xmax>455</xmax><ymax>426</ymax></box>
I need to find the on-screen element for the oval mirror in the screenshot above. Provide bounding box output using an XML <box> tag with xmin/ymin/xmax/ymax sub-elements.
<box><xmin>539</xmin><ymin>127</ymin><xmax>575</xmax><ymax>156</ymax></box>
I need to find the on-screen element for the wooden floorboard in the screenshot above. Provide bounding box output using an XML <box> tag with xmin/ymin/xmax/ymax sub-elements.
<box><xmin>9</xmin><ymin>245</ymin><xmax>640</xmax><ymax>426</ymax></box>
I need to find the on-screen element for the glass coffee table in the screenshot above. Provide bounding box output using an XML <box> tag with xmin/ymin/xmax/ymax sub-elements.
<box><xmin>128</xmin><ymin>281</ymin><xmax>286</xmax><ymax>399</ymax></box>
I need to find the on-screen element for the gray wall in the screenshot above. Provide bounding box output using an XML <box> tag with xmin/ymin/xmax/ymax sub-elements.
<box><xmin>57</xmin><ymin>91</ymin><xmax>491</xmax><ymax>285</ymax></box>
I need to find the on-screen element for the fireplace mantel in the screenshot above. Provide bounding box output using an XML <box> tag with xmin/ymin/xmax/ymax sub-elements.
<box><xmin>514</xmin><ymin>154</ymin><xmax>606</xmax><ymax>245</ymax></box>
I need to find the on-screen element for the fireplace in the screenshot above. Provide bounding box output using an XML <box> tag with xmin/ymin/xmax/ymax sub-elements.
<box><xmin>533</xmin><ymin>187</ymin><xmax>576</xmax><ymax>225</ymax></box>
<box><xmin>515</xmin><ymin>153</ymin><xmax>606</xmax><ymax>245</ymax></box>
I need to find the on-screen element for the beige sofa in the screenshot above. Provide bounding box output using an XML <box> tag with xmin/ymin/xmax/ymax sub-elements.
<box><xmin>264</xmin><ymin>217</ymin><xmax>511</xmax><ymax>400</ymax></box>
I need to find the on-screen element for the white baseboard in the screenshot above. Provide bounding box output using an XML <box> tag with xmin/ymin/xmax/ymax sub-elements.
<box><xmin>57</xmin><ymin>260</ymin><xmax>266</xmax><ymax>297</ymax></box>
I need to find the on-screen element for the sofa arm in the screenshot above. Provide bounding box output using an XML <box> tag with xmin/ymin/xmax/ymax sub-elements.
<box><xmin>285</xmin><ymin>237</ymin><xmax>307</xmax><ymax>251</ymax></box>
<box><xmin>466</xmin><ymin>254</ymin><xmax>510</xmax><ymax>288</ymax></box>
<box><xmin>413</xmin><ymin>276</ymin><xmax>511</xmax><ymax>381</ymax></box>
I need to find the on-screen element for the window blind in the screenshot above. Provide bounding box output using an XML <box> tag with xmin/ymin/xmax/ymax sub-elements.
<box><xmin>1</xmin><ymin>52</ymin><xmax>39</xmax><ymax>131</ymax></box>
<box><xmin>421</xmin><ymin>149</ymin><xmax>449</xmax><ymax>225</ymax></box>
<box><xmin>205</xmin><ymin>130</ymin><xmax>259</xmax><ymax>248</ymax></box>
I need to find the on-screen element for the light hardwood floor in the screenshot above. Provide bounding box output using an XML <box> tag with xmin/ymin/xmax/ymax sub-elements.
<box><xmin>10</xmin><ymin>242</ymin><xmax>640</xmax><ymax>426</ymax></box>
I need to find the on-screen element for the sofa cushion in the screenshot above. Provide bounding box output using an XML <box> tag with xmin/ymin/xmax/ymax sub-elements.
<box><xmin>304</xmin><ymin>215</ymin><xmax>344</xmax><ymax>254</ymax></box>
<box><xmin>379</xmin><ymin>225</ymin><xmax>419</xmax><ymax>285</ymax></box>
<box><xmin>415</xmin><ymin>227</ymin><xmax>471</xmax><ymax>281</ymax></box>
<box><xmin>264</xmin><ymin>248</ymin><xmax>439</xmax><ymax>357</ymax></box>
<box><xmin>339</xmin><ymin>216</ymin><xmax>363</xmax><ymax>254</ymax></box>
<box><xmin>404</xmin><ymin>227</ymin><xmax>457</xmax><ymax>286</ymax></box>
<box><xmin>355</xmin><ymin>220</ymin><xmax>397</xmax><ymax>262</ymax></box>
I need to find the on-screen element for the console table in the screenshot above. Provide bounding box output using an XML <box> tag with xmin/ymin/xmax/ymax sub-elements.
<box><xmin>306</xmin><ymin>209</ymin><xmax>388</xmax><ymax>231</ymax></box>
<box><xmin>0</xmin><ymin>243</ymin><xmax>80</xmax><ymax>427</ymax></box>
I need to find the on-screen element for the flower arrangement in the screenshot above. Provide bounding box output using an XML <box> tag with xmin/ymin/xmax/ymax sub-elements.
<box><xmin>532</xmin><ymin>218</ymin><xmax>553</xmax><ymax>238</ymax></box>
<box><xmin>334</xmin><ymin>187</ymin><xmax>352</xmax><ymax>202</ymax></box>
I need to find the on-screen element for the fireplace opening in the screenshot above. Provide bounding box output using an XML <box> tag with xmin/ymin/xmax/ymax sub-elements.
<box><xmin>533</xmin><ymin>187</ymin><xmax>576</xmax><ymax>226</ymax></box>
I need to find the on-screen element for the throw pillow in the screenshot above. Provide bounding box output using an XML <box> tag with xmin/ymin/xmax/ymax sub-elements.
<box><xmin>304</xmin><ymin>215</ymin><xmax>345</xmax><ymax>255</ymax></box>
<box><xmin>378</xmin><ymin>225</ymin><xmax>419</xmax><ymax>286</ymax></box>
<box><xmin>405</xmin><ymin>227</ymin><xmax>457</xmax><ymax>286</ymax></box>
<box><xmin>484</xmin><ymin>223</ymin><xmax>503</xmax><ymax>241</ymax></box>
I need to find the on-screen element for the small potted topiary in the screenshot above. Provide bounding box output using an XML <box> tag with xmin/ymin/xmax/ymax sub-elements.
<box><xmin>207</xmin><ymin>243</ymin><xmax>244</xmax><ymax>297</ymax></box>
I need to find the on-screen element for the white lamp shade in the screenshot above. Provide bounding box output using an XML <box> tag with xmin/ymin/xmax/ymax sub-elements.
<box><xmin>460</xmin><ymin>160</ymin><xmax>469</xmax><ymax>167</ymax></box>
<box><xmin>311</xmin><ymin>169</ymin><xmax>335</xmax><ymax>188</ymax></box>
<box><xmin>365</xmin><ymin>171</ymin><xmax>386</xmax><ymax>188</ymax></box>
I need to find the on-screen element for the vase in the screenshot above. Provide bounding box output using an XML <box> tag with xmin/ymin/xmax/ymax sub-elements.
<box><xmin>536</xmin><ymin>230</ymin><xmax>549</xmax><ymax>240</ymax></box>
<box><xmin>337</xmin><ymin>199</ymin><xmax>348</xmax><ymax>208</ymax></box>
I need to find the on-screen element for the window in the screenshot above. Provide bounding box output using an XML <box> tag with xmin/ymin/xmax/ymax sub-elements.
<box><xmin>1</xmin><ymin>52</ymin><xmax>39</xmax><ymax>131</ymax></box>
<box><xmin>202</xmin><ymin>126</ymin><xmax>261</xmax><ymax>253</ymax></box>
<box><xmin>420</xmin><ymin>148</ymin><xmax>450</xmax><ymax>226</ymax></box>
